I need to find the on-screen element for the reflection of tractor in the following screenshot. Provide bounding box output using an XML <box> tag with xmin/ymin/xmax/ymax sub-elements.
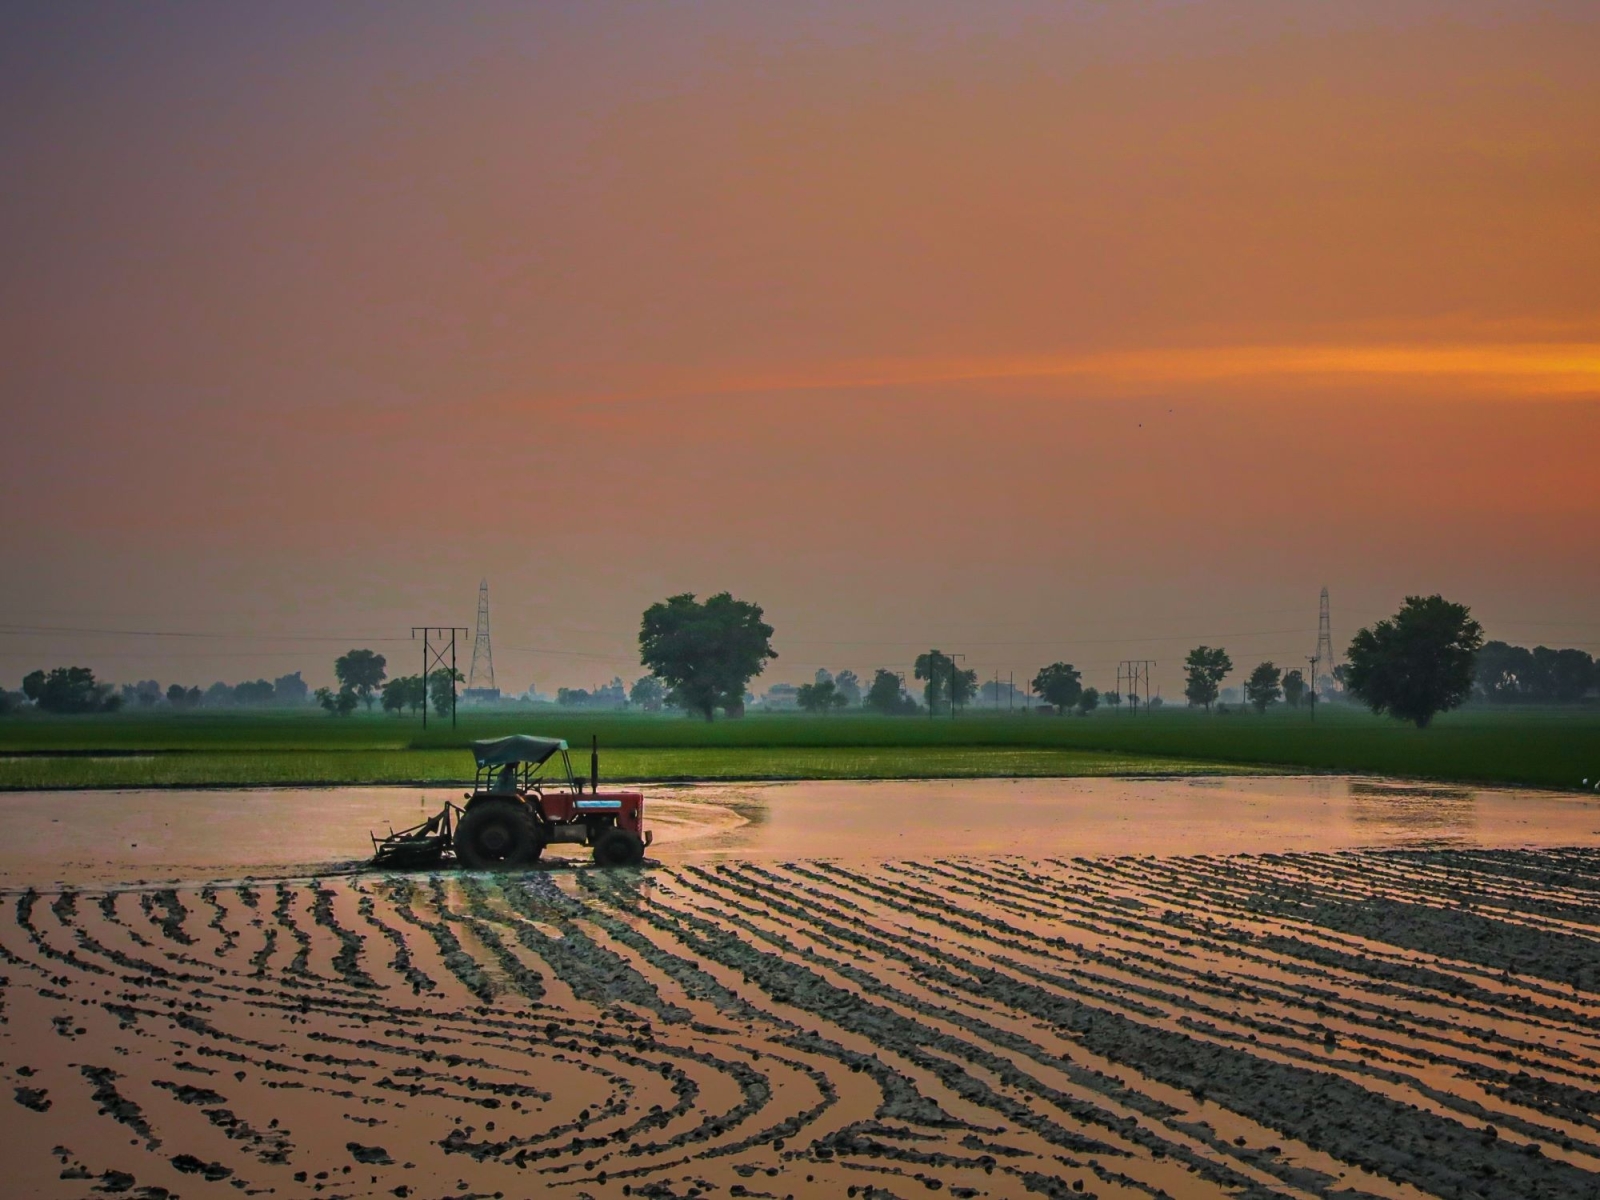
<box><xmin>371</xmin><ymin>735</ymin><xmax>649</xmax><ymax>869</ymax></box>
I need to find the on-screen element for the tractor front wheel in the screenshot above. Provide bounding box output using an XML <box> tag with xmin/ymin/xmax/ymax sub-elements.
<box><xmin>592</xmin><ymin>827</ymin><xmax>645</xmax><ymax>868</ymax></box>
<box><xmin>455</xmin><ymin>800</ymin><xmax>543</xmax><ymax>870</ymax></box>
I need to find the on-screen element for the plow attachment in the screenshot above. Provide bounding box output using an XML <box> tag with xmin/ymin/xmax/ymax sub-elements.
<box><xmin>370</xmin><ymin>803</ymin><xmax>460</xmax><ymax>869</ymax></box>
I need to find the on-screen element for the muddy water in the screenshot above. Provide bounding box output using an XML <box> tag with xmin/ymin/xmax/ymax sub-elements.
<box><xmin>1</xmin><ymin>775</ymin><xmax>1597</xmax><ymax>888</ymax></box>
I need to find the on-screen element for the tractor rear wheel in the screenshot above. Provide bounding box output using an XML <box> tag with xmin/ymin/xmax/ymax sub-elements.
<box><xmin>592</xmin><ymin>827</ymin><xmax>645</xmax><ymax>868</ymax></box>
<box><xmin>455</xmin><ymin>799</ymin><xmax>543</xmax><ymax>870</ymax></box>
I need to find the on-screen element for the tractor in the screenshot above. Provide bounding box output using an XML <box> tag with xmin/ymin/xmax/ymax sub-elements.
<box><xmin>371</xmin><ymin>734</ymin><xmax>650</xmax><ymax>869</ymax></box>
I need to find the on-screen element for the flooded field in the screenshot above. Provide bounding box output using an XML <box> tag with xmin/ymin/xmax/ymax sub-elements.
<box><xmin>2</xmin><ymin>775</ymin><xmax>1598</xmax><ymax>887</ymax></box>
<box><xmin>3</xmin><ymin>778</ymin><xmax>1600</xmax><ymax>1198</ymax></box>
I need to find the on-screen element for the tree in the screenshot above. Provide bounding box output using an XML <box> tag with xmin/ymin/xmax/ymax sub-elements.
<box><xmin>864</xmin><ymin>669</ymin><xmax>916</xmax><ymax>715</ymax></box>
<box><xmin>1030</xmin><ymin>662</ymin><xmax>1083</xmax><ymax>715</ymax></box>
<box><xmin>638</xmin><ymin>592</ymin><xmax>776</xmax><ymax>721</ymax></box>
<box><xmin>1244</xmin><ymin>661</ymin><xmax>1282</xmax><ymax>713</ymax></box>
<box><xmin>1532</xmin><ymin>646</ymin><xmax>1596</xmax><ymax>704</ymax></box>
<box><xmin>123</xmin><ymin>680</ymin><xmax>161</xmax><ymax>708</ymax></box>
<box><xmin>796</xmin><ymin>679</ymin><xmax>847</xmax><ymax>713</ymax></box>
<box><xmin>429</xmin><ymin>667</ymin><xmax>464</xmax><ymax>718</ymax></box>
<box><xmin>914</xmin><ymin>650</ymin><xmax>978</xmax><ymax>715</ymax></box>
<box><xmin>1472</xmin><ymin>641</ymin><xmax>1595</xmax><ymax>704</ymax></box>
<box><xmin>1183</xmin><ymin>646</ymin><xmax>1233</xmax><ymax>711</ymax></box>
<box><xmin>1345</xmin><ymin>594</ymin><xmax>1483</xmax><ymax>728</ymax></box>
<box><xmin>273</xmin><ymin>671</ymin><xmax>310</xmax><ymax>706</ymax></box>
<box><xmin>833</xmin><ymin>670</ymin><xmax>861</xmax><ymax>706</ymax></box>
<box><xmin>234</xmin><ymin>679</ymin><xmax>275</xmax><ymax>705</ymax></box>
<box><xmin>1076</xmin><ymin>687</ymin><xmax>1100</xmax><ymax>716</ymax></box>
<box><xmin>22</xmin><ymin>667</ymin><xmax>120</xmax><ymax>714</ymax></box>
<box><xmin>557</xmin><ymin>687</ymin><xmax>592</xmax><ymax>707</ymax></box>
<box><xmin>1281</xmin><ymin>668</ymin><xmax>1306</xmax><ymax>708</ymax></box>
<box><xmin>1104</xmin><ymin>690</ymin><xmax>1121</xmax><ymax>709</ymax></box>
<box><xmin>629</xmin><ymin>675</ymin><xmax>665</xmax><ymax>710</ymax></box>
<box><xmin>334</xmin><ymin>649</ymin><xmax>387</xmax><ymax>711</ymax></box>
<box><xmin>166</xmin><ymin>683</ymin><xmax>202</xmax><ymax>709</ymax></box>
<box><xmin>315</xmin><ymin>685</ymin><xmax>358</xmax><ymax>717</ymax></box>
<box><xmin>381</xmin><ymin>675</ymin><xmax>414</xmax><ymax>716</ymax></box>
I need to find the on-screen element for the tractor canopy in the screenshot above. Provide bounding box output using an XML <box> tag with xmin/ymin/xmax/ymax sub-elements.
<box><xmin>471</xmin><ymin>735</ymin><xmax>568</xmax><ymax>769</ymax></box>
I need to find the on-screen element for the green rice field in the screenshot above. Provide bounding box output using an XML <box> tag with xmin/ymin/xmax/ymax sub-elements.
<box><xmin>0</xmin><ymin>704</ymin><xmax>1594</xmax><ymax>791</ymax></box>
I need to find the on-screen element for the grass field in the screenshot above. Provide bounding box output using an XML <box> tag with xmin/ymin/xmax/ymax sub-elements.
<box><xmin>1</xmin><ymin>703</ymin><xmax>1595</xmax><ymax>791</ymax></box>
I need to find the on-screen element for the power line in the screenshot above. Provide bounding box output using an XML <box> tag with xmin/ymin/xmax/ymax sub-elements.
<box><xmin>0</xmin><ymin>623</ymin><xmax>411</xmax><ymax>643</ymax></box>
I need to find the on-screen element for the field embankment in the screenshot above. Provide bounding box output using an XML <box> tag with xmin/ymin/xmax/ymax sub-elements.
<box><xmin>0</xmin><ymin>705</ymin><xmax>1594</xmax><ymax>791</ymax></box>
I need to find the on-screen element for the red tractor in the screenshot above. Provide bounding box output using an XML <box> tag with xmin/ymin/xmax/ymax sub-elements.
<box><xmin>371</xmin><ymin>734</ymin><xmax>649</xmax><ymax>869</ymax></box>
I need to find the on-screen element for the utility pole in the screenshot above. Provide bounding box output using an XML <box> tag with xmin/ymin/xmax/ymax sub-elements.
<box><xmin>413</xmin><ymin>626</ymin><xmax>469</xmax><ymax>730</ymax></box>
<box><xmin>1008</xmin><ymin>670</ymin><xmax>1014</xmax><ymax>713</ymax></box>
<box><xmin>1307</xmin><ymin>654</ymin><xmax>1320</xmax><ymax>722</ymax></box>
<box><xmin>949</xmin><ymin>653</ymin><xmax>966</xmax><ymax>718</ymax></box>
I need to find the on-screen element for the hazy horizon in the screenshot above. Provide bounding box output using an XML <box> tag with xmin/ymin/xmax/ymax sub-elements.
<box><xmin>3</xmin><ymin>2</ymin><xmax>1596</xmax><ymax>699</ymax></box>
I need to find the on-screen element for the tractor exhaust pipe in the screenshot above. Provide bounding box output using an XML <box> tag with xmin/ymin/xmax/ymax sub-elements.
<box><xmin>591</xmin><ymin>734</ymin><xmax>599</xmax><ymax>794</ymax></box>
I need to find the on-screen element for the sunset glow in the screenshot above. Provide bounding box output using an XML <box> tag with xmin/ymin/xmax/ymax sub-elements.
<box><xmin>1</xmin><ymin>2</ymin><xmax>1596</xmax><ymax>696</ymax></box>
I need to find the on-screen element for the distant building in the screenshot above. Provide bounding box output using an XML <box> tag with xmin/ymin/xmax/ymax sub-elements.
<box><xmin>762</xmin><ymin>683</ymin><xmax>800</xmax><ymax>710</ymax></box>
<box><xmin>461</xmin><ymin>687</ymin><xmax>502</xmax><ymax>704</ymax></box>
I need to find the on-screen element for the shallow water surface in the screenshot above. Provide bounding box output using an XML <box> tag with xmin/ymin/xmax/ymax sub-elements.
<box><xmin>2</xmin><ymin>774</ymin><xmax>1597</xmax><ymax>887</ymax></box>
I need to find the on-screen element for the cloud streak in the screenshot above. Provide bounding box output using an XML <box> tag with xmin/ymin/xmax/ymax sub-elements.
<box><xmin>639</xmin><ymin>342</ymin><xmax>1600</xmax><ymax>406</ymax></box>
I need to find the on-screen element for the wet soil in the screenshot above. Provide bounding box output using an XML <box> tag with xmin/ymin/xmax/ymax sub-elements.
<box><xmin>4</xmin><ymin>841</ymin><xmax>1600</xmax><ymax>1198</ymax></box>
<box><xmin>4</xmin><ymin>777</ymin><xmax>1600</xmax><ymax>1198</ymax></box>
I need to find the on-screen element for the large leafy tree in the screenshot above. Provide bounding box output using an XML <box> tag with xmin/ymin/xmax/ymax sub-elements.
<box><xmin>1474</xmin><ymin>641</ymin><xmax>1596</xmax><ymax>703</ymax></box>
<box><xmin>638</xmin><ymin>592</ymin><xmax>776</xmax><ymax>721</ymax></box>
<box><xmin>1244</xmin><ymin>661</ymin><xmax>1282</xmax><ymax>713</ymax></box>
<box><xmin>334</xmin><ymin>649</ymin><xmax>387</xmax><ymax>711</ymax></box>
<box><xmin>629</xmin><ymin>675</ymin><xmax>665</xmax><ymax>710</ymax></box>
<box><xmin>1031</xmin><ymin>662</ymin><xmax>1083</xmax><ymax>715</ymax></box>
<box><xmin>1532</xmin><ymin>646</ymin><xmax>1596</xmax><ymax>703</ymax></box>
<box><xmin>22</xmin><ymin>666</ymin><xmax>120</xmax><ymax>714</ymax></box>
<box><xmin>1281</xmin><ymin>668</ymin><xmax>1307</xmax><ymax>708</ymax></box>
<box><xmin>914</xmin><ymin>650</ymin><xmax>977</xmax><ymax>715</ymax></box>
<box><xmin>796</xmin><ymin>679</ymin><xmax>847</xmax><ymax>714</ymax></box>
<box><xmin>1076</xmin><ymin>686</ymin><xmax>1100</xmax><ymax>716</ymax></box>
<box><xmin>428</xmin><ymin>667</ymin><xmax>464</xmax><ymax>718</ymax></box>
<box><xmin>381</xmin><ymin>675</ymin><xmax>415</xmax><ymax>716</ymax></box>
<box><xmin>1346</xmin><ymin>595</ymin><xmax>1483</xmax><ymax>728</ymax></box>
<box><xmin>273</xmin><ymin>671</ymin><xmax>310</xmax><ymax>705</ymax></box>
<box><xmin>1183</xmin><ymin>646</ymin><xmax>1233</xmax><ymax>711</ymax></box>
<box><xmin>864</xmin><ymin>669</ymin><xmax>915</xmax><ymax>715</ymax></box>
<box><xmin>315</xmin><ymin>685</ymin><xmax>359</xmax><ymax>717</ymax></box>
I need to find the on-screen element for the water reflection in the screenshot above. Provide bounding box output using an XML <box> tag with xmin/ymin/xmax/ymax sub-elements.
<box><xmin>1348</xmin><ymin>781</ymin><xmax>1476</xmax><ymax>841</ymax></box>
<box><xmin>2</xmin><ymin>776</ymin><xmax>1595</xmax><ymax>888</ymax></box>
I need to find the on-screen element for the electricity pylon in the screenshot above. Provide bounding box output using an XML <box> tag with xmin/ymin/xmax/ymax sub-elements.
<box><xmin>468</xmin><ymin>579</ymin><xmax>495</xmax><ymax>693</ymax></box>
<box><xmin>1316</xmin><ymin>586</ymin><xmax>1335</xmax><ymax>691</ymax></box>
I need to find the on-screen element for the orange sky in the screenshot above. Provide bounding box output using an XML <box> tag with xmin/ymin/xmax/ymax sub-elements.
<box><xmin>1</xmin><ymin>2</ymin><xmax>1597</xmax><ymax>697</ymax></box>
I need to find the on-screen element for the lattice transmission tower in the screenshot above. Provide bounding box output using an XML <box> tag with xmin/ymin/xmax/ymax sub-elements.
<box><xmin>467</xmin><ymin>579</ymin><xmax>496</xmax><ymax>694</ymax></box>
<box><xmin>1315</xmin><ymin>586</ymin><xmax>1335</xmax><ymax>689</ymax></box>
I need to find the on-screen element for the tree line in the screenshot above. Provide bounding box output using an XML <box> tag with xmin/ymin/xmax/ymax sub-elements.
<box><xmin>6</xmin><ymin>593</ymin><xmax>1591</xmax><ymax>728</ymax></box>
